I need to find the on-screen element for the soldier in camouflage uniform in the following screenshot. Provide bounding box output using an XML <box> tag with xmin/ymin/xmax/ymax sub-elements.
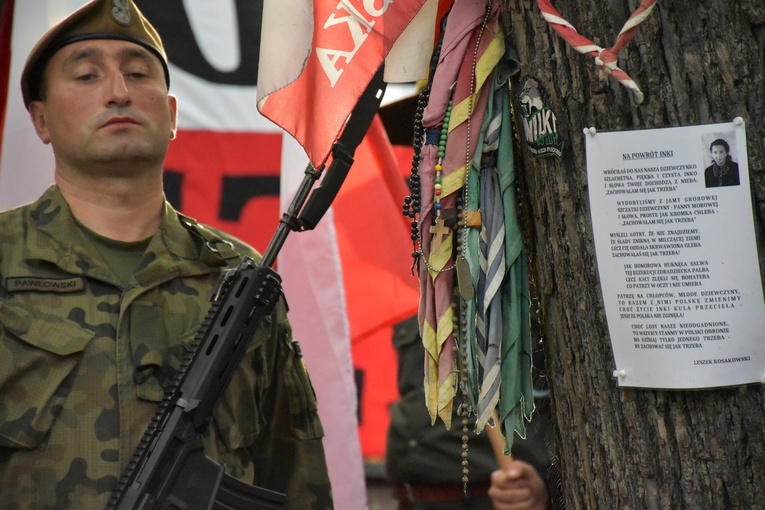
<box><xmin>0</xmin><ymin>1</ymin><xmax>333</xmax><ymax>508</ymax></box>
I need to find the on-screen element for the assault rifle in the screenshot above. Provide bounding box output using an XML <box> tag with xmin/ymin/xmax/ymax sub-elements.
<box><xmin>106</xmin><ymin>66</ymin><xmax>387</xmax><ymax>510</ymax></box>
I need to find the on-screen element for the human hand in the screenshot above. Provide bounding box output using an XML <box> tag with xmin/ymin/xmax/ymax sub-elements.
<box><xmin>488</xmin><ymin>460</ymin><xmax>549</xmax><ymax>510</ymax></box>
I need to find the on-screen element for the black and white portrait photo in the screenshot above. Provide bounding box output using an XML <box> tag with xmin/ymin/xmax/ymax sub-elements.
<box><xmin>703</xmin><ymin>137</ymin><xmax>740</xmax><ymax>188</ymax></box>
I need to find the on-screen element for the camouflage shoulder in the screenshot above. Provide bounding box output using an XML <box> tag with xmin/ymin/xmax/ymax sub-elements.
<box><xmin>0</xmin><ymin>202</ymin><xmax>30</xmax><ymax>239</ymax></box>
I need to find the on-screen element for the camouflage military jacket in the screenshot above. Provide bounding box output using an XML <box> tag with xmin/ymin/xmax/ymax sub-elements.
<box><xmin>0</xmin><ymin>186</ymin><xmax>332</xmax><ymax>509</ymax></box>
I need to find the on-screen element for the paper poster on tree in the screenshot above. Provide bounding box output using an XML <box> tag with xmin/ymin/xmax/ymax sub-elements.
<box><xmin>585</xmin><ymin>120</ymin><xmax>765</xmax><ymax>389</ymax></box>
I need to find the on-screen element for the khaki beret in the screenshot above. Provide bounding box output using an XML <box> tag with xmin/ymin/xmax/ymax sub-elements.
<box><xmin>21</xmin><ymin>0</ymin><xmax>169</xmax><ymax>109</ymax></box>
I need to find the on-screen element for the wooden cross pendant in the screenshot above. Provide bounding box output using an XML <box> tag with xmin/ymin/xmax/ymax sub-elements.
<box><xmin>429</xmin><ymin>217</ymin><xmax>451</xmax><ymax>252</ymax></box>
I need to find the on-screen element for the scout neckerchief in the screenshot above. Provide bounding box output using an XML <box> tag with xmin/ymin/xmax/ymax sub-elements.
<box><xmin>404</xmin><ymin>0</ymin><xmax>534</xmax><ymax>488</ymax></box>
<box><xmin>537</xmin><ymin>0</ymin><xmax>659</xmax><ymax>104</ymax></box>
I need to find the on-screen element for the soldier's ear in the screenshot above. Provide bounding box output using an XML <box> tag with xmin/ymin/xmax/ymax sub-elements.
<box><xmin>28</xmin><ymin>101</ymin><xmax>52</xmax><ymax>145</ymax></box>
<box><xmin>168</xmin><ymin>94</ymin><xmax>178</xmax><ymax>140</ymax></box>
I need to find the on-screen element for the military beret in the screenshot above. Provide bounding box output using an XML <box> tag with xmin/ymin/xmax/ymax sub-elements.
<box><xmin>21</xmin><ymin>0</ymin><xmax>169</xmax><ymax>109</ymax></box>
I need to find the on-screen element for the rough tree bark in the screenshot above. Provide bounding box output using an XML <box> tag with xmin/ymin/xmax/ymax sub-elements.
<box><xmin>498</xmin><ymin>1</ymin><xmax>765</xmax><ymax>508</ymax></box>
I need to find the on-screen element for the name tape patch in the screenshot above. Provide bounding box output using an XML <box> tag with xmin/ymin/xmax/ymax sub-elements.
<box><xmin>6</xmin><ymin>277</ymin><xmax>86</xmax><ymax>294</ymax></box>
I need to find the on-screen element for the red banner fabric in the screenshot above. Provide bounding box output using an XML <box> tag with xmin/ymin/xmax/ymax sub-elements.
<box><xmin>164</xmin><ymin>130</ymin><xmax>283</xmax><ymax>254</ymax></box>
<box><xmin>258</xmin><ymin>0</ymin><xmax>429</xmax><ymax>166</ymax></box>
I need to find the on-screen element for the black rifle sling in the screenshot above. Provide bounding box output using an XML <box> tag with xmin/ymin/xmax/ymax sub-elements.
<box><xmin>297</xmin><ymin>65</ymin><xmax>387</xmax><ymax>230</ymax></box>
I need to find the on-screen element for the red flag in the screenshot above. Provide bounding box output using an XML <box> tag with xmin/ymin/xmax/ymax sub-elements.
<box><xmin>332</xmin><ymin>116</ymin><xmax>419</xmax><ymax>340</ymax></box>
<box><xmin>257</xmin><ymin>0</ymin><xmax>430</xmax><ymax>166</ymax></box>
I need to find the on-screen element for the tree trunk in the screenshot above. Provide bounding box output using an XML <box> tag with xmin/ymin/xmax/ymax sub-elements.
<box><xmin>499</xmin><ymin>1</ymin><xmax>765</xmax><ymax>508</ymax></box>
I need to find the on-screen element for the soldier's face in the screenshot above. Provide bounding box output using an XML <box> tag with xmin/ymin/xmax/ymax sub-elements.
<box><xmin>28</xmin><ymin>39</ymin><xmax>177</xmax><ymax>175</ymax></box>
<box><xmin>711</xmin><ymin>145</ymin><xmax>728</xmax><ymax>166</ymax></box>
